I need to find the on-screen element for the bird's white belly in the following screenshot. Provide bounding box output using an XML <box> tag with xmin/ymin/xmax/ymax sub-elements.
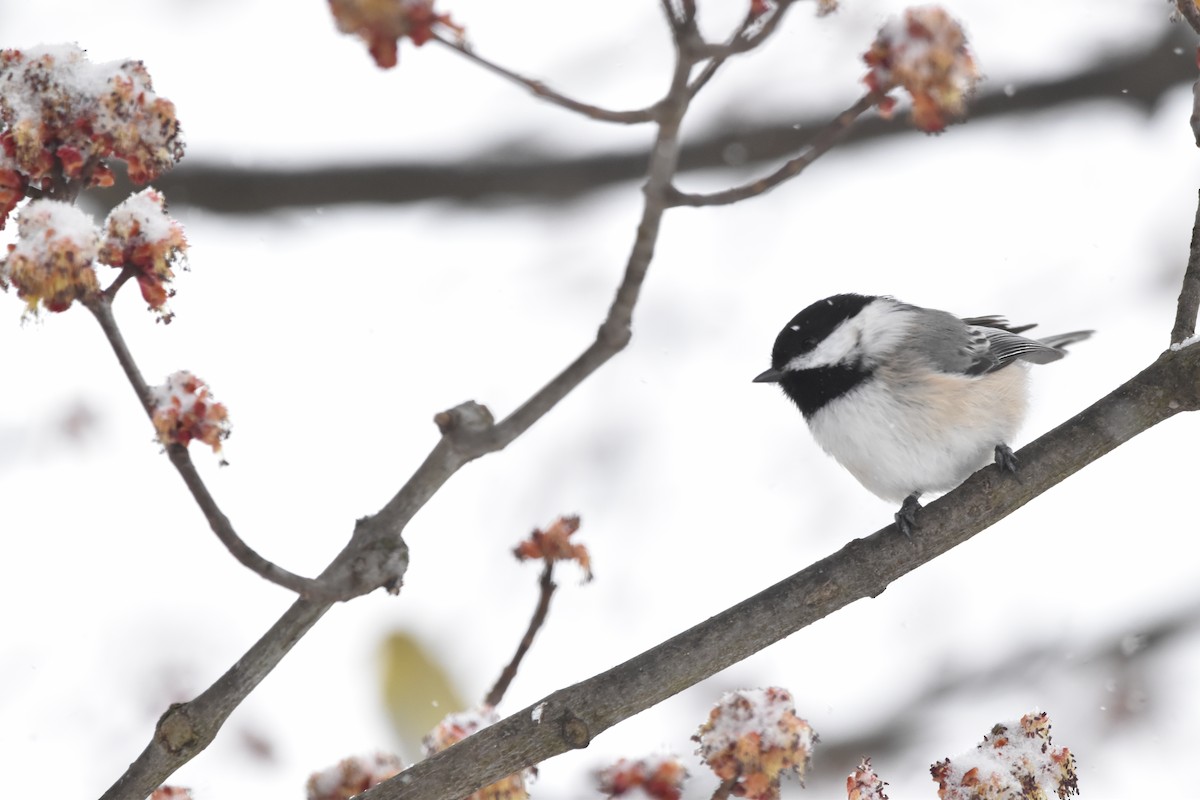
<box><xmin>806</xmin><ymin>365</ymin><xmax>1029</xmax><ymax>502</ymax></box>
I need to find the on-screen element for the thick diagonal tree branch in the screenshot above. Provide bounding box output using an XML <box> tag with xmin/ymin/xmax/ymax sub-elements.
<box><xmin>359</xmin><ymin>344</ymin><xmax>1200</xmax><ymax>800</ymax></box>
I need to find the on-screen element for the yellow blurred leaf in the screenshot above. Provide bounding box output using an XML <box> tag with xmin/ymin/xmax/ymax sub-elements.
<box><xmin>379</xmin><ymin>631</ymin><xmax>465</xmax><ymax>755</ymax></box>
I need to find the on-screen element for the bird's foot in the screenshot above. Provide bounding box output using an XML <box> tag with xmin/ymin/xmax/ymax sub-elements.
<box><xmin>895</xmin><ymin>494</ymin><xmax>922</xmax><ymax>538</ymax></box>
<box><xmin>994</xmin><ymin>444</ymin><xmax>1019</xmax><ymax>474</ymax></box>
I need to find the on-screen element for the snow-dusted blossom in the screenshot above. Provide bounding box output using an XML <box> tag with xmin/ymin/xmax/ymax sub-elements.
<box><xmin>846</xmin><ymin>757</ymin><xmax>889</xmax><ymax>800</ymax></box>
<box><xmin>423</xmin><ymin>706</ymin><xmax>531</xmax><ymax>800</ymax></box>
<box><xmin>328</xmin><ymin>0</ymin><xmax>463</xmax><ymax>69</ymax></box>
<box><xmin>306</xmin><ymin>752</ymin><xmax>402</xmax><ymax>800</ymax></box>
<box><xmin>513</xmin><ymin>514</ymin><xmax>592</xmax><ymax>580</ymax></box>
<box><xmin>598</xmin><ymin>755</ymin><xmax>688</xmax><ymax>800</ymax></box>
<box><xmin>930</xmin><ymin>712</ymin><xmax>1079</xmax><ymax>800</ymax></box>
<box><xmin>0</xmin><ymin>44</ymin><xmax>184</xmax><ymax>225</ymax></box>
<box><xmin>149</xmin><ymin>371</ymin><xmax>231</xmax><ymax>455</ymax></box>
<box><xmin>100</xmin><ymin>187</ymin><xmax>187</xmax><ymax>320</ymax></box>
<box><xmin>694</xmin><ymin>687</ymin><xmax>816</xmax><ymax>800</ymax></box>
<box><xmin>862</xmin><ymin>6</ymin><xmax>980</xmax><ymax>133</ymax></box>
<box><xmin>1</xmin><ymin>198</ymin><xmax>99</xmax><ymax>314</ymax></box>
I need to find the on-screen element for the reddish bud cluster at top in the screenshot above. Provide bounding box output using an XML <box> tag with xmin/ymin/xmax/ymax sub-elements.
<box><xmin>424</xmin><ymin>707</ymin><xmax>530</xmax><ymax>800</ymax></box>
<box><xmin>694</xmin><ymin>688</ymin><xmax>816</xmax><ymax>800</ymax></box>
<box><xmin>329</xmin><ymin>0</ymin><xmax>463</xmax><ymax>69</ymax></box>
<box><xmin>0</xmin><ymin>44</ymin><xmax>184</xmax><ymax>227</ymax></box>
<box><xmin>306</xmin><ymin>753</ymin><xmax>402</xmax><ymax>800</ymax></box>
<box><xmin>149</xmin><ymin>371</ymin><xmax>231</xmax><ymax>455</ymax></box>
<box><xmin>930</xmin><ymin>712</ymin><xmax>1079</xmax><ymax>800</ymax></box>
<box><xmin>513</xmin><ymin>514</ymin><xmax>592</xmax><ymax>580</ymax></box>
<box><xmin>862</xmin><ymin>6</ymin><xmax>980</xmax><ymax>133</ymax></box>
<box><xmin>99</xmin><ymin>187</ymin><xmax>188</xmax><ymax>319</ymax></box>
<box><xmin>598</xmin><ymin>756</ymin><xmax>688</xmax><ymax>800</ymax></box>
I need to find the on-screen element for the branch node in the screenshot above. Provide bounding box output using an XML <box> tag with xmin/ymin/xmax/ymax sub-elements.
<box><xmin>156</xmin><ymin>703</ymin><xmax>201</xmax><ymax>754</ymax></box>
<box><xmin>558</xmin><ymin>710</ymin><xmax>591</xmax><ymax>749</ymax></box>
<box><xmin>434</xmin><ymin>401</ymin><xmax>495</xmax><ymax>435</ymax></box>
<box><xmin>598</xmin><ymin>319</ymin><xmax>632</xmax><ymax>350</ymax></box>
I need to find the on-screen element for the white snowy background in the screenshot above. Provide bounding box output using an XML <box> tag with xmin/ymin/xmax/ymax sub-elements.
<box><xmin>2</xmin><ymin>1</ymin><xmax>1198</xmax><ymax>798</ymax></box>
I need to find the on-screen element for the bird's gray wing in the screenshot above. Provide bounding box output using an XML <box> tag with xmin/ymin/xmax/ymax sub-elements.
<box><xmin>901</xmin><ymin>311</ymin><xmax>1090</xmax><ymax>376</ymax></box>
<box><xmin>902</xmin><ymin>310</ymin><xmax>1001</xmax><ymax>375</ymax></box>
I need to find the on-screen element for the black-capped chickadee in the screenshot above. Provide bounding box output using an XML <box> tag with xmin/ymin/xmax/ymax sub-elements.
<box><xmin>754</xmin><ymin>294</ymin><xmax>1092</xmax><ymax>536</ymax></box>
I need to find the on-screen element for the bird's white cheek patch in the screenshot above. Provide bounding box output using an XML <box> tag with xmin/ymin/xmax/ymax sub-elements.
<box><xmin>784</xmin><ymin>320</ymin><xmax>863</xmax><ymax>370</ymax></box>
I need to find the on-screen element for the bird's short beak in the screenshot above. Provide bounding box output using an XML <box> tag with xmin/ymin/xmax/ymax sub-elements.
<box><xmin>753</xmin><ymin>368</ymin><xmax>783</xmax><ymax>383</ymax></box>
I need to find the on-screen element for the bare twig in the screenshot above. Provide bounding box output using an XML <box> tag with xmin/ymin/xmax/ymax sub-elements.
<box><xmin>1172</xmin><ymin>188</ymin><xmax>1200</xmax><ymax>344</ymax></box>
<box><xmin>84</xmin><ymin>295</ymin><xmax>323</xmax><ymax>597</ymax></box>
<box><xmin>429</xmin><ymin>33</ymin><xmax>658</xmax><ymax>124</ymax></box>
<box><xmin>665</xmin><ymin>90</ymin><xmax>882</xmax><ymax>207</ymax></box>
<box><xmin>359</xmin><ymin>345</ymin><xmax>1200</xmax><ymax>800</ymax></box>
<box><xmin>485</xmin><ymin>562</ymin><xmax>556</xmax><ymax>708</ymax></box>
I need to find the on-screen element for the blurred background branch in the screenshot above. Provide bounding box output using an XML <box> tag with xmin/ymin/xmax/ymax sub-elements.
<box><xmin>86</xmin><ymin>29</ymin><xmax>1192</xmax><ymax>215</ymax></box>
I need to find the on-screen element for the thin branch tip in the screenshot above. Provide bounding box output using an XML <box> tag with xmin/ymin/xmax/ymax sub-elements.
<box><xmin>430</xmin><ymin>33</ymin><xmax>656</xmax><ymax>124</ymax></box>
<box><xmin>667</xmin><ymin>91</ymin><xmax>879</xmax><ymax>208</ymax></box>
